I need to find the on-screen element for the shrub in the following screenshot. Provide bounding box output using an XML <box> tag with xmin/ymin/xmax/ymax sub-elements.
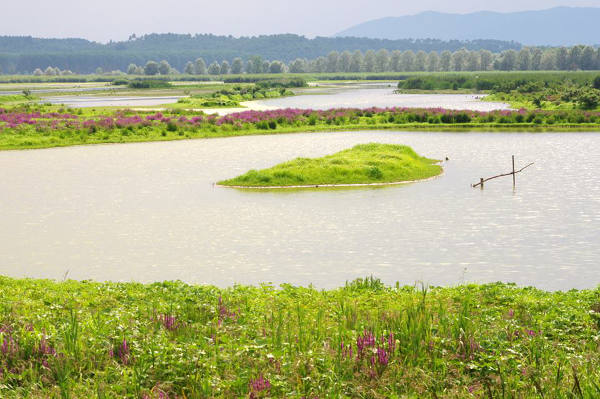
<box><xmin>166</xmin><ymin>122</ymin><xmax>178</xmax><ymax>132</ymax></box>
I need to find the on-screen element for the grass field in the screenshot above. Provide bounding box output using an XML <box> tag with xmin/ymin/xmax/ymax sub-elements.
<box><xmin>0</xmin><ymin>276</ymin><xmax>598</xmax><ymax>398</ymax></box>
<box><xmin>218</xmin><ymin>143</ymin><xmax>442</xmax><ymax>187</ymax></box>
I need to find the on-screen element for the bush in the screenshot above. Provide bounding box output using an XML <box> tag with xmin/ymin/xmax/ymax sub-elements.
<box><xmin>166</xmin><ymin>121</ymin><xmax>178</xmax><ymax>132</ymax></box>
<box><xmin>128</xmin><ymin>80</ymin><xmax>172</xmax><ymax>89</ymax></box>
<box><xmin>576</xmin><ymin>89</ymin><xmax>600</xmax><ymax>109</ymax></box>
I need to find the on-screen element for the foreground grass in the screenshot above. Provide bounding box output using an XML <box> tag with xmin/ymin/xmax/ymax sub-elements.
<box><xmin>0</xmin><ymin>276</ymin><xmax>599</xmax><ymax>398</ymax></box>
<box><xmin>218</xmin><ymin>143</ymin><xmax>441</xmax><ymax>187</ymax></box>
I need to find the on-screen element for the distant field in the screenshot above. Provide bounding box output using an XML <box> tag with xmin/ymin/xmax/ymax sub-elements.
<box><xmin>1</xmin><ymin>71</ymin><xmax>599</xmax><ymax>85</ymax></box>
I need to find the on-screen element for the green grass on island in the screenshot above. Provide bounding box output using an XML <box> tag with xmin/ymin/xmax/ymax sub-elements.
<box><xmin>0</xmin><ymin>276</ymin><xmax>599</xmax><ymax>398</ymax></box>
<box><xmin>218</xmin><ymin>143</ymin><xmax>442</xmax><ymax>187</ymax></box>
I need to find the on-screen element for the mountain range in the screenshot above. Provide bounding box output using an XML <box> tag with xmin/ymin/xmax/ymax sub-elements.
<box><xmin>336</xmin><ymin>7</ymin><xmax>600</xmax><ymax>46</ymax></box>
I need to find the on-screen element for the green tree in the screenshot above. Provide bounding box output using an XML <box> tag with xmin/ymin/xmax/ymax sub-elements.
<box><xmin>426</xmin><ymin>52</ymin><xmax>439</xmax><ymax>72</ymax></box>
<box><xmin>556</xmin><ymin>48</ymin><xmax>569</xmax><ymax>70</ymax></box>
<box><xmin>390</xmin><ymin>50</ymin><xmax>402</xmax><ymax>72</ymax></box>
<box><xmin>127</xmin><ymin>64</ymin><xmax>138</xmax><ymax>74</ymax></box>
<box><xmin>581</xmin><ymin>46</ymin><xmax>596</xmax><ymax>70</ymax></box>
<box><xmin>158</xmin><ymin>60</ymin><xmax>171</xmax><ymax>75</ymax></box>
<box><xmin>269</xmin><ymin>60</ymin><xmax>285</xmax><ymax>73</ymax></box>
<box><xmin>246</xmin><ymin>56</ymin><xmax>264</xmax><ymax>74</ymax></box>
<box><xmin>363</xmin><ymin>50</ymin><xmax>376</xmax><ymax>72</ymax></box>
<box><xmin>375</xmin><ymin>49</ymin><xmax>390</xmax><ymax>72</ymax></box>
<box><xmin>207</xmin><ymin>62</ymin><xmax>221</xmax><ymax>75</ymax></box>
<box><xmin>540</xmin><ymin>51</ymin><xmax>557</xmax><ymax>70</ymax></box>
<box><xmin>349</xmin><ymin>50</ymin><xmax>363</xmax><ymax>72</ymax></box>
<box><xmin>440</xmin><ymin>51</ymin><xmax>452</xmax><ymax>71</ymax></box>
<box><xmin>144</xmin><ymin>61</ymin><xmax>159</xmax><ymax>75</ymax></box>
<box><xmin>339</xmin><ymin>51</ymin><xmax>352</xmax><ymax>72</ymax></box>
<box><xmin>184</xmin><ymin>61</ymin><xmax>195</xmax><ymax>75</ymax></box>
<box><xmin>310</xmin><ymin>56</ymin><xmax>327</xmax><ymax>73</ymax></box>
<box><xmin>530</xmin><ymin>48</ymin><xmax>542</xmax><ymax>70</ymax></box>
<box><xmin>194</xmin><ymin>58</ymin><xmax>207</xmax><ymax>75</ymax></box>
<box><xmin>288</xmin><ymin>58</ymin><xmax>307</xmax><ymax>73</ymax></box>
<box><xmin>231</xmin><ymin>58</ymin><xmax>243</xmax><ymax>74</ymax></box>
<box><xmin>569</xmin><ymin>46</ymin><xmax>584</xmax><ymax>70</ymax></box>
<box><xmin>400</xmin><ymin>50</ymin><xmax>415</xmax><ymax>71</ymax></box>
<box><xmin>220</xmin><ymin>60</ymin><xmax>230</xmax><ymax>75</ymax></box>
<box><xmin>517</xmin><ymin>48</ymin><xmax>531</xmax><ymax>71</ymax></box>
<box><xmin>326</xmin><ymin>51</ymin><xmax>339</xmax><ymax>73</ymax></box>
<box><xmin>466</xmin><ymin>51</ymin><xmax>479</xmax><ymax>71</ymax></box>
<box><xmin>413</xmin><ymin>51</ymin><xmax>426</xmax><ymax>71</ymax></box>
<box><xmin>479</xmin><ymin>50</ymin><xmax>493</xmax><ymax>71</ymax></box>
<box><xmin>499</xmin><ymin>50</ymin><xmax>517</xmax><ymax>71</ymax></box>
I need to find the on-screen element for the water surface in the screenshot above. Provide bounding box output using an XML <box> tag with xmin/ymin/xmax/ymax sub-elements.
<box><xmin>253</xmin><ymin>88</ymin><xmax>511</xmax><ymax>112</ymax></box>
<box><xmin>1</xmin><ymin>131</ymin><xmax>598</xmax><ymax>290</ymax></box>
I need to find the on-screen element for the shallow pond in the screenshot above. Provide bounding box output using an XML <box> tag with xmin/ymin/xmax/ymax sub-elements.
<box><xmin>1</xmin><ymin>131</ymin><xmax>598</xmax><ymax>290</ymax></box>
<box><xmin>252</xmin><ymin>88</ymin><xmax>511</xmax><ymax>112</ymax></box>
<box><xmin>43</xmin><ymin>87</ymin><xmax>510</xmax><ymax>112</ymax></box>
<box><xmin>43</xmin><ymin>95</ymin><xmax>183</xmax><ymax>108</ymax></box>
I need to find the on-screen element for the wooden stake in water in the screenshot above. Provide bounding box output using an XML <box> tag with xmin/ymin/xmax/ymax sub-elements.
<box><xmin>512</xmin><ymin>155</ymin><xmax>516</xmax><ymax>186</ymax></box>
<box><xmin>472</xmin><ymin>160</ymin><xmax>534</xmax><ymax>188</ymax></box>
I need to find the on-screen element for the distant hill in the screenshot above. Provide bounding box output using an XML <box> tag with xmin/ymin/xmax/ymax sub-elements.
<box><xmin>0</xmin><ymin>34</ymin><xmax>520</xmax><ymax>74</ymax></box>
<box><xmin>336</xmin><ymin>7</ymin><xmax>600</xmax><ymax>46</ymax></box>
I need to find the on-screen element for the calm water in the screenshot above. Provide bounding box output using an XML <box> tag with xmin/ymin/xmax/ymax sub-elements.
<box><xmin>44</xmin><ymin>95</ymin><xmax>182</xmax><ymax>108</ymax></box>
<box><xmin>44</xmin><ymin>88</ymin><xmax>510</xmax><ymax>112</ymax></box>
<box><xmin>1</xmin><ymin>131</ymin><xmax>598</xmax><ymax>290</ymax></box>
<box><xmin>253</xmin><ymin>88</ymin><xmax>511</xmax><ymax>112</ymax></box>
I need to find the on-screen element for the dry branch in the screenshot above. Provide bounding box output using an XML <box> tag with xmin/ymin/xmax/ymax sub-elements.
<box><xmin>472</xmin><ymin>162</ymin><xmax>534</xmax><ymax>188</ymax></box>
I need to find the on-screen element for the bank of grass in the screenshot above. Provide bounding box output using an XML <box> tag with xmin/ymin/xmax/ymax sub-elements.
<box><xmin>2</xmin><ymin>122</ymin><xmax>600</xmax><ymax>151</ymax></box>
<box><xmin>218</xmin><ymin>143</ymin><xmax>442</xmax><ymax>187</ymax></box>
<box><xmin>3</xmin><ymin>105</ymin><xmax>600</xmax><ymax>151</ymax></box>
<box><xmin>0</xmin><ymin>276</ymin><xmax>599</xmax><ymax>398</ymax></box>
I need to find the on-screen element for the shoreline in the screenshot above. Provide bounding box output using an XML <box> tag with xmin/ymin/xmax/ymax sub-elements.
<box><xmin>2</xmin><ymin>124</ymin><xmax>599</xmax><ymax>152</ymax></box>
<box><xmin>217</xmin><ymin>168</ymin><xmax>444</xmax><ymax>189</ymax></box>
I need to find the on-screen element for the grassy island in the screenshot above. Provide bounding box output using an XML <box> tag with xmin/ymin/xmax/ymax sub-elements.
<box><xmin>218</xmin><ymin>143</ymin><xmax>442</xmax><ymax>188</ymax></box>
<box><xmin>0</xmin><ymin>276</ymin><xmax>599</xmax><ymax>398</ymax></box>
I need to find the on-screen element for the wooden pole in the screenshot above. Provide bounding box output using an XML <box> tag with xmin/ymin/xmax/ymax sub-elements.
<box><xmin>512</xmin><ymin>155</ymin><xmax>516</xmax><ymax>186</ymax></box>
<box><xmin>480</xmin><ymin>178</ymin><xmax>484</xmax><ymax>189</ymax></box>
<box><xmin>471</xmin><ymin>162</ymin><xmax>534</xmax><ymax>188</ymax></box>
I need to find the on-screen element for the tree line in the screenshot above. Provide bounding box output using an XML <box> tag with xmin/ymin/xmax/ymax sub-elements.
<box><xmin>1</xmin><ymin>34</ymin><xmax>520</xmax><ymax>74</ymax></box>
<box><xmin>31</xmin><ymin>46</ymin><xmax>600</xmax><ymax>77</ymax></box>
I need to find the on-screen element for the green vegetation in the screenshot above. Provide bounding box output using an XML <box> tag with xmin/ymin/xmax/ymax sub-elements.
<box><xmin>0</xmin><ymin>34</ymin><xmax>520</xmax><ymax>74</ymax></box>
<box><xmin>0</xmin><ymin>94</ymin><xmax>35</xmax><ymax>105</ymax></box>
<box><xmin>0</xmin><ymin>276</ymin><xmax>599</xmax><ymax>398</ymax></box>
<box><xmin>3</xmin><ymin>34</ymin><xmax>600</xmax><ymax>76</ymax></box>
<box><xmin>2</xmin><ymin>105</ymin><xmax>600</xmax><ymax>151</ymax></box>
<box><xmin>396</xmin><ymin>72</ymin><xmax>600</xmax><ymax>110</ymax></box>
<box><xmin>173</xmin><ymin>80</ymin><xmax>301</xmax><ymax>109</ymax></box>
<box><xmin>127</xmin><ymin>80</ymin><xmax>173</xmax><ymax>89</ymax></box>
<box><xmin>219</xmin><ymin>143</ymin><xmax>442</xmax><ymax>187</ymax></box>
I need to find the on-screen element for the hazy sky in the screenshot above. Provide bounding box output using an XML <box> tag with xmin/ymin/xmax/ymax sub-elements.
<box><xmin>4</xmin><ymin>0</ymin><xmax>600</xmax><ymax>42</ymax></box>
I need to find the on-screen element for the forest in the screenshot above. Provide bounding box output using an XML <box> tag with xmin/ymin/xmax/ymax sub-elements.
<box><xmin>0</xmin><ymin>34</ymin><xmax>522</xmax><ymax>74</ymax></box>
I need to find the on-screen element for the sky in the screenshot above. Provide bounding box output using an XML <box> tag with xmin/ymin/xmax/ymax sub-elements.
<box><xmin>3</xmin><ymin>0</ymin><xmax>600</xmax><ymax>42</ymax></box>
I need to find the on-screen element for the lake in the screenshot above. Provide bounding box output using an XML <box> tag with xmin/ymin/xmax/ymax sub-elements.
<box><xmin>251</xmin><ymin>87</ymin><xmax>511</xmax><ymax>112</ymax></box>
<box><xmin>1</xmin><ymin>131</ymin><xmax>598</xmax><ymax>290</ymax></box>
<box><xmin>43</xmin><ymin>87</ymin><xmax>511</xmax><ymax>112</ymax></box>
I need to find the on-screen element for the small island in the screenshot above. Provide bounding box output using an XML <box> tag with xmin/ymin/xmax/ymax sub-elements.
<box><xmin>218</xmin><ymin>143</ymin><xmax>443</xmax><ymax>188</ymax></box>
